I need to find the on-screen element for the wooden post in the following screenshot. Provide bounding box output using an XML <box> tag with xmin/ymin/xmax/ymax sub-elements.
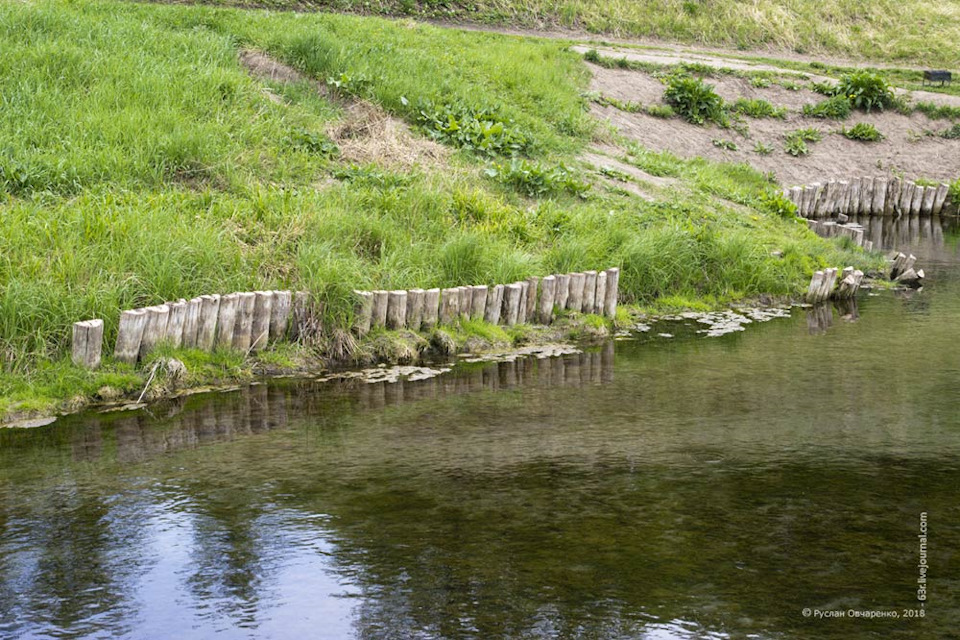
<box><xmin>808</xmin><ymin>182</ymin><xmax>823</xmax><ymax>217</ymax></box>
<box><xmin>484</xmin><ymin>285</ymin><xmax>503</xmax><ymax>324</ymax></box>
<box><xmin>503</xmin><ymin>283</ymin><xmax>522</xmax><ymax>326</ymax></box>
<box><xmin>921</xmin><ymin>186</ymin><xmax>937</xmax><ymax>215</ymax></box>
<box><xmin>823</xmin><ymin>180</ymin><xmax>838</xmax><ymax>214</ymax></box>
<box><xmin>910</xmin><ymin>185</ymin><xmax>924</xmax><ymax>215</ymax></box>
<box><xmin>386</xmin><ymin>290</ymin><xmax>407</xmax><ymax>329</ymax></box>
<box><xmin>860</xmin><ymin>178</ymin><xmax>874</xmax><ymax>214</ymax></box>
<box><xmin>567</xmin><ymin>273</ymin><xmax>585</xmax><ymax>311</ymax></box>
<box><xmin>538</xmin><ymin>275</ymin><xmax>556</xmax><ymax>324</ymax></box>
<box><xmin>470</xmin><ymin>285</ymin><xmax>487</xmax><ymax>321</ymax></box>
<box><xmin>837</xmin><ymin>180</ymin><xmax>850</xmax><ymax>214</ymax></box>
<box><xmin>216</xmin><ymin>293</ymin><xmax>239</xmax><ymax>348</ymax></box>
<box><xmin>871</xmin><ymin>177</ymin><xmax>887</xmax><ymax>215</ymax></box>
<box><xmin>290</xmin><ymin>291</ymin><xmax>311</xmax><ymax>341</ymax></box>
<box><xmin>849</xmin><ymin>178</ymin><xmax>861</xmax><ymax>214</ymax></box>
<box><xmin>371</xmin><ymin>290</ymin><xmax>388</xmax><ymax>329</ymax></box>
<box><xmin>517</xmin><ymin>281</ymin><xmax>529</xmax><ymax>324</ymax></box>
<box><xmin>806</xmin><ymin>271</ymin><xmax>825</xmax><ymax>303</ymax></box>
<box><xmin>440</xmin><ymin>288</ymin><xmax>460</xmax><ymax>325</ymax></box>
<box><xmin>422</xmin><ymin>288</ymin><xmax>440</xmax><ymax>329</ymax></box>
<box><xmin>139</xmin><ymin>305</ymin><xmax>170</xmax><ymax>358</ymax></box>
<box><xmin>898</xmin><ymin>182</ymin><xmax>913</xmax><ymax>214</ymax></box>
<box><xmin>789</xmin><ymin>186</ymin><xmax>802</xmax><ymax>208</ymax></box>
<box><xmin>582</xmin><ymin>271</ymin><xmax>598</xmax><ymax>314</ymax></box>
<box><xmin>115</xmin><ymin>309</ymin><xmax>148</xmax><ymax>364</ymax></box>
<box><xmin>891</xmin><ymin>253</ymin><xmax>916</xmax><ymax>280</ymax></box>
<box><xmin>182</xmin><ymin>297</ymin><xmax>202</xmax><ymax>348</ymax></box>
<box><xmin>72</xmin><ymin>319</ymin><xmax>103</xmax><ymax>370</ymax></box>
<box><xmin>604</xmin><ymin>268</ymin><xmax>619</xmax><ymax>318</ymax></box>
<box><xmin>524</xmin><ymin>277</ymin><xmax>539</xmax><ymax>321</ymax></box>
<box><xmin>595</xmin><ymin>271</ymin><xmax>607</xmax><ymax>317</ymax></box>
<box><xmin>456</xmin><ymin>286</ymin><xmax>471</xmax><ymax>319</ymax></box>
<box><xmin>165</xmin><ymin>299</ymin><xmax>187</xmax><ymax>348</ymax></box>
<box><xmin>554</xmin><ymin>274</ymin><xmax>570</xmax><ymax>309</ymax></box>
<box><xmin>251</xmin><ymin>291</ymin><xmax>273</xmax><ymax>351</ymax></box>
<box><xmin>196</xmin><ymin>294</ymin><xmax>220</xmax><ymax>351</ymax></box>
<box><xmin>896</xmin><ymin>268</ymin><xmax>924</xmax><ymax>288</ymax></box>
<box><xmin>885</xmin><ymin>178</ymin><xmax>900</xmax><ymax>216</ymax></box>
<box><xmin>232</xmin><ymin>292</ymin><xmax>256</xmax><ymax>351</ymax></box>
<box><xmin>932</xmin><ymin>184</ymin><xmax>949</xmax><ymax>215</ymax></box>
<box><xmin>353</xmin><ymin>291</ymin><xmax>373</xmax><ymax>336</ymax></box>
<box><xmin>270</xmin><ymin>291</ymin><xmax>292</xmax><ymax>341</ymax></box>
<box><xmin>407</xmin><ymin>288</ymin><xmax>425</xmax><ymax>330</ymax></box>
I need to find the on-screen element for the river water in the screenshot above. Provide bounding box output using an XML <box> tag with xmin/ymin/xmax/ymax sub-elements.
<box><xmin>1</xmin><ymin>218</ymin><xmax>958</xmax><ymax>639</ymax></box>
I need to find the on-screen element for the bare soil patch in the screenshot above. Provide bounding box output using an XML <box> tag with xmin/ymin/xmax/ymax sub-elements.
<box><xmin>587</xmin><ymin>62</ymin><xmax>960</xmax><ymax>187</ymax></box>
<box><xmin>240</xmin><ymin>49</ymin><xmax>447</xmax><ymax>171</ymax></box>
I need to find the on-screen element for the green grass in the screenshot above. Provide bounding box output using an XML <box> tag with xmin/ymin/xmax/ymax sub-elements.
<box><xmin>732</xmin><ymin>98</ymin><xmax>787</xmax><ymax>119</ymax></box>
<box><xmin>0</xmin><ymin>0</ymin><xmax>871</xmax><ymax>417</ymax></box>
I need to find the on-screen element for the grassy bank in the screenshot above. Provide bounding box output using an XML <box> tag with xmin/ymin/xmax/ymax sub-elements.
<box><xmin>150</xmin><ymin>0</ymin><xmax>960</xmax><ymax>67</ymax></box>
<box><xmin>0</xmin><ymin>0</ymin><xmax>870</xmax><ymax>419</ymax></box>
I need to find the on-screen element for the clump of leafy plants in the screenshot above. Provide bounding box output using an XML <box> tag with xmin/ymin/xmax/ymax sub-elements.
<box><xmin>286</xmin><ymin>129</ymin><xmax>339</xmax><ymax>158</ymax></box>
<box><xmin>584</xmin><ymin>48</ymin><xmax>602</xmax><ymax>63</ymax></box>
<box><xmin>780</xmin><ymin>81</ymin><xmax>801</xmax><ymax>91</ymax></box>
<box><xmin>733</xmin><ymin>98</ymin><xmax>787</xmax><ymax>119</ymax></box>
<box><xmin>840</xmin><ymin>122</ymin><xmax>884</xmax><ymax>142</ymax></box>
<box><xmin>749</xmin><ymin>76</ymin><xmax>772</xmax><ymax>88</ymax></box>
<box><xmin>753</xmin><ymin>141</ymin><xmax>774</xmax><ymax>155</ymax></box>
<box><xmin>487</xmin><ymin>159</ymin><xmax>590</xmax><ymax>197</ymax></box>
<box><xmin>939</xmin><ymin>123</ymin><xmax>960</xmax><ymax>139</ymax></box>
<box><xmin>802</xmin><ymin>95</ymin><xmax>851</xmax><ymax>119</ymax></box>
<box><xmin>915</xmin><ymin>101</ymin><xmax>960</xmax><ymax>120</ymax></box>
<box><xmin>833</xmin><ymin>71</ymin><xmax>895</xmax><ymax>112</ymax></box>
<box><xmin>810</xmin><ymin>80</ymin><xmax>836</xmax><ymax>95</ymax></box>
<box><xmin>759</xmin><ymin>190</ymin><xmax>798</xmax><ymax>218</ymax></box>
<box><xmin>663</xmin><ymin>74</ymin><xmax>726</xmax><ymax>125</ymax></box>
<box><xmin>783</xmin><ymin>127</ymin><xmax>822</xmax><ymax>156</ymax></box>
<box><xmin>712</xmin><ymin>138</ymin><xmax>738</xmax><ymax>151</ymax></box>
<box><xmin>416</xmin><ymin>101</ymin><xmax>530</xmax><ymax>157</ymax></box>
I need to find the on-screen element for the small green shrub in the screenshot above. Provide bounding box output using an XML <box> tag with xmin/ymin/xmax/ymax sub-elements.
<box><xmin>645</xmin><ymin>104</ymin><xmax>675</xmax><ymax>118</ymax></box>
<box><xmin>940</xmin><ymin>123</ymin><xmax>960</xmax><ymax>139</ymax></box>
<box><xmin>949</xmin><ymin>178</ymin><xmax>960</xmax><ymax>203</ymax></box>
<box><xmin>783</xmin><ymin>128</ymin><xmax>820</xmax><ymax>156</ymax></box>
<box><xmin>663</xmin><ymin>74</ymin><xmax>725</xmax><ymax>125</ymax></box>
<box><xmin>789</xmin><ymin>127</ymin><xmax>823</xmax><ymax>142</ymax></box>
<box><xmin>759</xmin><ymin>190</ymin><xmax>798</xmax><ymax>218</ymax></box>
<box><xmin>286</xmin><ymin>129</ymin><xmax>339</xmax><ymax>157</ymax></box>
<box><xmin>416</xmin><ymin>101</ymin><xmax>530</xmax><ymax>156</ymax></box>
<box><xmin>584</xmin><ymin>48</ymin><xmax>602</xmax><ymax>63</ymax></box>
<box><xmin>915</xmin><ymin>101</ymin><xmax>960</xmax><ymax>120</ymax></box>
<box><xmin>750</xmin><ymin>76</ymin><xmax>772</xmax><ymax>88</ymax></box>
<box><xmin>802</xmin><ymin>95</ymin><xmax>851</xmax><ymax>119</ymax></box>
<box><xmin>712</xmin><ymin>138</ymin><xmax>738</xmax><ymax>151</ymax></box>
<box><xmin>733</xmin><ymin>98</ymin><xmax>787</xmax><ymax>119</ymax></box>
<box><xmin>487</xmin><ymin>159</ymin><xmax>591</xmax><ymax>197</ymax></box>
<box><xmin>780</xmin><ymin>81</ymin><xmax>801</xmax><ymax>91</ymax></box>
<box><xmin>753</xmin><ymin>141</ymin><xmax>774</xmax><ymax>155</ymax></box>
<box><xmin>840</xmin><ymin>122</ymin><xmax>884</xmax><ymax>142</ymax></box>
<box><xmin>833</xmin><ymin>71</ymin><xmax>895</xmax><ymax>112</ymax></box>
<box><xmin>810</xmin><ymin>80</ymin><xmax>836</xmax><ymax>95</ymax></box>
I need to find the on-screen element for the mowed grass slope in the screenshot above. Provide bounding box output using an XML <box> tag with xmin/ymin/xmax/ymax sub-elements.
<box><xmin>0</xmin><ymin>0</ymin><xmax>861</xmax><ymax>413</ymax></box>
<box><xmin>176</xmin><ymin>0</ymin><xmax>960</xmax><ymax>67</ymax></box>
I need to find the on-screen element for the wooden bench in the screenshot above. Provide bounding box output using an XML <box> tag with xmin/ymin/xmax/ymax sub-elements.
<box><xmin>923</xmin><ymin>70</ymin><xmax>952</xmax><ymax>87</ymax></box>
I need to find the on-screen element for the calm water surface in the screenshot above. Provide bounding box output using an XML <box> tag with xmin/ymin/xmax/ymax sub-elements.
<box><xmin>1</xmin><ymin>218</ymin><xmax>959</xmax><ymax>639</ymax></box>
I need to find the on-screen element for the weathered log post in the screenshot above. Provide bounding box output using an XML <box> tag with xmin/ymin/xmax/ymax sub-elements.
<box><xmin>290</xmin><ymin>291</ymin><xmax>311</xmax><ymax>341</ymax></box>
<box><xmin>896</xmin><ymin>268</ymin><xmax>924</xmax><ymax>288</ymax></box>
<box><xmin>484</xmin><ymin>285</ymin><xmax>503</xmax><ymax>325</ymax></box>
<box><xmin>890</xmin><ymin>253</ymin><xmax>916</xmax><ymax>280</ymax></box>
<box><xmin>115</xmin><ymin>309</ymin><xmax>149</xmax><ymax>364</ymax></box>
<box><xmin>251</xmin><ymin>291</ymin><xmax>273</xmax><ymax>351</ymax></box>
<box><xmin>72</xmin><ymin>319</ymin><xmax>104</xmax><ymax>370</ymax></box>
<box><xmin>458</xmin><ymin>286</ymin><xmax>472</xmax><ymax>319</ymax></box>
<box><xmin>353</xmin><ymin>291</ymin><xmax>374</xmax><ymax>336</ymax></box>
<box><xmin>423</xmin><ymin>288</ymin><xmax>441</xmax><ymax>329</ymax></box>
<box><xmin>604</xmin><ymin>267</ymin><xmax>619</xmax><ymax>318</ymax></box>
<box><xmin>898</xmin><ymin>181</ymin><xmax>914</xmax><ymax>214</ymax></box>
<box><xmin>806</xmin><ymin>271</ymin><xmax>825</xmax><ymax>303</ymax></box>
<box><xmin>789</xmin><ymin>186</ymin><xmax>802</xmax><ymax>209</ymax></box>
<box><xmin>386</xmin><ymin>290</ymin><xmax>408</xmax><ymax>329</ymax></box>
<box><xmin>517</xmin><ymin>281</ymin><xmax>530</xmax><ymax>324</ymax></box>
<box><xmin>407</xmin><ymin>288</ymin><xmax>426</xmax><ymax>329</ymax></box>
<box><xmin>139</xmin><ymin>305</ymin><xmax>170</xmax><ymax>358</ymax></box>
<box><xmin>595</xmin><ymin>271</ymin><xmax>607</xmax><ymax>317</ymax></box>
<box><xmin>164</xmin><ymin>300</ymin><xmax>187</xmax><ymax>348</ymax></box>
<box><xmin>910</xmin><ymin>185</ymin><xmax>924</xmax><ymax>215</ymax></box>
<box><xmin>932</xmin><ymin>183</ymin><xmax>949</xmax><ymax>215</ymax></box>
<box><xmin>182</xmin><ymin>297</ymin><xmax>202</xmax><ymax>348</ymax></box>
<box><xmin>196</xmin><ymin>294</ymin><xmax>220</xmax><ymax>351</ymax></box>
<box><xmin>871</xmin><ymin>177</ymin><xmax>887</xmax><ymax>215</ymax></box>
<box><xmin>502</xmin><ymin>283</ymin><xmax>522</xmax><ymax>326</ymax></box>
<box><xmin>440</xmin><ymin>288</ymin><xmax>460</xmax><ymax>325</ymax></box>
<box><xmin>270</xmin><ymin>291</ymin><xmax>292</xmax><ymax>341</ymax></box>
<box><xmin>216</xmin><ymin>293</ymin><xmax>239</xmax><ymax>348</ymax></box>
<box><xmin>470</xmin><ymin>285</ymin><xmax>487</xmax><ymax>321</ymax></box>
<box><xmin>233</xmin><ymin>292</ymin><xmax>256</xmax><ymax>351</ymax></box>
<box><xmin>808</xmin><ymin>182</ymin><xmax>823</xmax><ymax>216</ymax></box>
<box><xmin>554</xmin><ymin>274</ymin><xmax>570</xmax><ymax>309</ymax></box>
<box><xmin>860</xmin><ymin>178</ymin><xmax>874</xmax><ymax>214</ymax></box>
<box><xmin>885</xmin><ymin>178</ymin><xmax>901</xmax><ymax>216</ymax></box>
<box><xmin>921</xmin><ymin>186</ymin><xmax>937</xmax><ymax>215</ymax></box>
<box><xmin>837</xmin><ymin>180</ymin><xmax>850</xmax><ymax>214</ymax></box>
<box><xmin>538</xmin><ymin>275</ymin><xmax>556</xmax><ymax>324</ymax></box>
<box><xmin>816</xmin><ymin>268</ymin><xmax>838</xmax><ymax>302</ymax></box>
<box><xmin>371</xmin><ymin>290</ymin><xmax>389</xmax><ymax>329</ymax></box>
<box><xmin>582</xmin><ymin>271</ymin><xmax>598</xmax><ymax>314</ymax></box>
<box><xmin>567</xmin><ymin>273</ymin><xmax>585</xmax><ymax>312</ymax></box>
<box><xmin>849</xmin><ymin>178</ymin><xmax>862</xmax><ymax>214</ymax></box>
<box><xmin>525</xmin><ymin>277</ymin><xmax>539</xmax><ymax>321</ymax></box>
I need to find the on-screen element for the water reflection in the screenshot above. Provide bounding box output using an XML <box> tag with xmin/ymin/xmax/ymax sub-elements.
<box><xmin>826</xmin><ymin>214</ymin><xmax>959</xmax><ymax>257</ymax></box>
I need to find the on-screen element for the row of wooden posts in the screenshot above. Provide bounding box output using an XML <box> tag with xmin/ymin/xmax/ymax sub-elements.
<box><xmin>805</xmin><ymin>266</ymin><xmax>864</xmax><ymax>303</ymax></box>
<box><xmin>71</xmin><ymin>268</ymin><xmax>621</xmax><ymax>371</ymax></box>
<box><xmin>786</xmin><ymin>177</ymin><xmax>950</xmax><ymax>219</ymax></box>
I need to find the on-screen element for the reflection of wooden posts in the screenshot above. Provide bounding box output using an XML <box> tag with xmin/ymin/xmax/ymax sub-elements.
<box><xmin>251</xmin><ymin>291</ymin><xmax>273</xmax><ymax>351</ymax></box>
<box><xmin>353</xmin><ymin>291</ymin><xmax>373</xmax><ymax>336</ymax></box>
<box><xmin>371</xmin><ymin>290</ymin><xmax>388</xmax><ymax>329</ymax></box>
<box><xmin>115</xmin><ymin>309</ymin><xmax>148</xmax><ymax>364</ymax></box>
<box><xmin>470</xmin><ymin>285</ymin><xmax>487</xmax><ymax>321</ymax></box>
<box><xmin>407</xmin><ymin>288</ymin><xmax>425</xmax><ymax>330</ymax></box>
<box><xmin>72</xmin><ymin>319</ymin><xmax>104</xmax><ymax>369</ymax></box>
<box><xmin>538</xmin><ymin>276</ymin><xmax>556</xmax><ymax>324</ymax></box>
<box><xmin>216</xmin><ymin>293</ymin><xmax>239</xmax><ymax>348</ymax></box>
<box><xmin>423</xmin><ymin>288</ymin><xmax>440</xmax><ymax>329</ymax></box>
<box><xmin>196</xmin><ymin>294</ymin><xmax>220</xmax><ymax>351</ymax></box>
<box><xmin>484</xmin><ymin>285</ymin><xmax>503</xmax><ymax>324</ymax></box>
<box><xmin>387</xmin><ymin>290</ymin><xmax>407</xmax><ymax>329</ymax></box>
<box><xmin>233</xmin><ymin>292</ymin><xmax>256</xmax><ymax>350</ymax></box>
<box><xmin>601</xmin><ymin>340</ymin><xmax>615</xmax><ymax>383</ymax></box>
